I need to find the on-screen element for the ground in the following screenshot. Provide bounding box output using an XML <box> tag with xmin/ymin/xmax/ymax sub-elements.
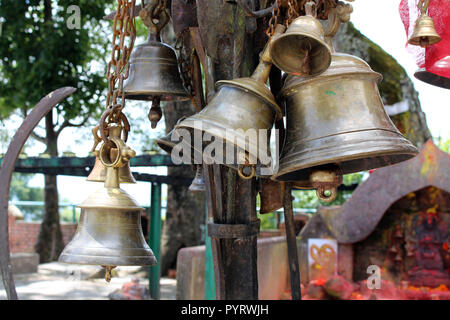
<box><xmin>0</xmin><ymin>262</ymin><xmax>176</xmax><ymax>300</ymax></box>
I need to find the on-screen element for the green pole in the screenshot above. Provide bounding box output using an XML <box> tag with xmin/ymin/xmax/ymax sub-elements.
<box><xmin>204</xmin><ymin>201</ymin><xmax>216</xmax><ymax>300</ymax></box>
<box><xmin>72</xmin><ymin>205</ymin><xmax>76</xmax><ymax>223</ymax></box>
<box><xmin>149</xmin><ymin>182</ymin><xmax>162</xmax><ymax>300</ymax></box>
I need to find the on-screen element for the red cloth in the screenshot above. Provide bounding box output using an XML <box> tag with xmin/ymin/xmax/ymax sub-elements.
<box><xmin>399</xmin><ymin>0</ymin><xmax>450</xmax><ymax>78</ymax></box>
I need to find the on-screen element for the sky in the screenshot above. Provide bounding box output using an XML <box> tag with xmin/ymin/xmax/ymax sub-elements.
<box><xmin>5</xmin><ymin>0</ymin><xmax>450</xmax><ymax>208</ymax></box>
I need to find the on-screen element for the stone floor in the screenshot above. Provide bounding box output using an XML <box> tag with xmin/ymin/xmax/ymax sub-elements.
<box><xmin>0</xmin><ymin>262</ymin><xmax>176</xmax><ymax>300</ymax></box>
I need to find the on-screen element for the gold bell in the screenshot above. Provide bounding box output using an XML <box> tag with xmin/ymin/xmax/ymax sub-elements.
<box><xmin>408</xmin><ymin>13</ymin><xmax>441</xmax><ymax>48</ymax></box>
<box><xmin>269</xmin><ymin>1</ymin><xmax>331</xmax><ymax>76</ymax></box>
<box><xmin>59</xmin><ymin>137</ymin><xmax>156</xmax><ymax>282</ymax></box>
<box><xmin>273</xmin><ymin>52</ymin><xmax>418</xmax><ymax>201</ymax></box>
<box><xmin>174</xmin><ymin>25</ymin><xmax>286</xmax><ymax>179</ymax></box>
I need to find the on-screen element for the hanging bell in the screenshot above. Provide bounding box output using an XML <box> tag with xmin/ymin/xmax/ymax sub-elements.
<box><xmin>124</xmin><ymin>31</ymin><xmax>190</xmax><ymax>101</ymax></box>
<box><xmin>59</xmin><ymin>136</ymin><xmax>156</xmax><ymax>282</ymax></box>
<box><xmin>189</xmin><ymin>165</ymin><xmax>206</xmax><ymax>192</ymax></box>
<box><xmin>273</xmin><ymin>52</ymin><xmax>418</xmax><ymax>201</ymax></box>
<box><xmin>174</xmin><ymin>25</ymin><xmax>286</xmax><ymax>179</ymax></box>
<box><xmin>269</xmin><ymin>1</ymin><xmax>332</xmax><ymax>76</ymax></box>
<box><xmin>87</xmin><ymin>126</ymin><xmax>136</xmax><ymax>184</ymax></box>
<box><xmin>408</xmin><ymin>13</ymin><xmax>441</xmax><ymax>48</ymax></box>
<box><xmin>87</xmin><ymin>150</ymin><xmax>136</xmax><ymax>184</ymax></box>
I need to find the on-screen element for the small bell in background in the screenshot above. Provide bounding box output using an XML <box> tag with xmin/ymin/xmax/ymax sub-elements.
<box><xmin>259</xmin><ymin>178</ymin><xmax>285</xmax><ymax>214</ymax></box>
<box><xmin>174</xmin><ymin>25</ymin><xmax>286</xmax><ymax>180</ymax></box>
<box><xmin>408</xmin><ymin>0</ymin><xmax>441</xmax><ymax>48</ymax></box>
<box><xmin>87</xmin><ymin>126</ymin><xmax>137</xmax><ymax>184</ymax></box>
<box><xmin>59</xmin><ymin>128</ymin><xmax>157</xmax><ymax>282</ymax></box>
<box><xmin>189</xmin><ymin>165</ymin><xmax>206</xmax><ymax>192</ymax></box>
<box><xmin>124</xmin><ymin>0</ymin><xmax>190</xmax><ymax>128</ymax></box>
<box><xmin>269</xmin><ymin>1</ymin><xmax>331</xmax><ymax>76</ymax></box>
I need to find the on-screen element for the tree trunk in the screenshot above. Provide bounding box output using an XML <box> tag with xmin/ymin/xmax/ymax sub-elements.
<box><xmin>159</xmin><ymin>101</ymin><xmax>206</xmax><ymax>276</ymax></box>
<box><xmin>34</xmin><ymin>111</ymin><xmax>64</xmax><ymax>262</ymax></box>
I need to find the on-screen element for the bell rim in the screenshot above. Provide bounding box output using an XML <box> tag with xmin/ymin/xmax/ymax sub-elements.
<box><xmin>414</xmin><ymin>68</ymin><xmax>450</xmax><ymax>89</ymax></box>
<box><xmin>124</xmin><ymin>90</ymin><xmax>191</xmax><ymax>101</ymax></box>
<box><xmin>216</xmin><ymin>78</ymin><xmax>283</xmax><ymax>120</ymax></box>
<box><xmin>58</xmin><ymin>253</ymin><xmax>157</xmax><ymax>267</ymax></box>
<box><xmin>272</xmin><ymin>136</ymin><xmax>418</xmax><ymax>183</ymax></box>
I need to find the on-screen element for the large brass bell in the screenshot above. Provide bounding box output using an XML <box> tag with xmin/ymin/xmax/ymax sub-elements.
<box><xmin>174</xmin><ymin>25</ymin><xmax>286</xmax><ymax>179</ymax></box>
<box><xmin>408</xmin><ymin>7</ymin><xmax>441</xmax><ymax>48</ymax></box>
<box><xmin>269</xmin><ymin>1</ymin><xmax>331</xmax><ymax>76</ymax></box>
<box><xmin>59</xmin><ymin>132</ymin><xmax>156</xmax><ymax>282</ymax></box>
<box><xmin>273</xmin><ymin>52</ymin><xmax>419</xmax><ymax>201</ymax></box>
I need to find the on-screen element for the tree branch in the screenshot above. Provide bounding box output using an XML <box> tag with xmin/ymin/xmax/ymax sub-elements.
<box><xmin>30</xmin><ymin>131</ymin><xmax>46</xmax><ymax>144</ymax></box>
<box><xmin>55</xmin><ymin>116</ymin><xmax>90</xmax><ymax>138</ymax></box>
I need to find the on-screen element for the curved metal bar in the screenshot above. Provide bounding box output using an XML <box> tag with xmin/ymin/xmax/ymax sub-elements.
<box><xmin>0</xmin><ymin>87</ymin><xmax>77</xmax><ymax>300</ymax></box>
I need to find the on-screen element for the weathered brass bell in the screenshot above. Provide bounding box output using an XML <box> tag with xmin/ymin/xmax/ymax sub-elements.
<box><xmin>408</xmin><ymin>13</ymin><xmax>441</xmax><ymax>48</ymax></box>
<box><xmin>174</xmin><ymin>25</ymin><xmax>286</xmax><ymax>179</ymax></box>
<box><xmin>124</xmin><ymin>31</ymin><xmax>190</xmax><ymax>101</ymax></box>
<box><xmin>189</xmin><ymin>165</ymin><xmax>206</xmax><ymax>192</ymax></box>
<box><xmin>269</xmin><ymin>2</ymin><xmax>331</xmax><ymax>76</ymax></box>
<box><xmin>273</xmin><ymin>52</ymin><xmax>419</xmax><ymax>201</ymax></box>
<box><xmin>59</xmin><ymin>137</ymin><xmax>156</xmax><ymax>282</ymax></box>
<box><xmin>259</xmin><ymin>179</ymin><xmax>285</xmax><ymax>214</ymax></box>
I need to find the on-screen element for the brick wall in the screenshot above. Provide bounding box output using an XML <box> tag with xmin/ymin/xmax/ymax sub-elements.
<box><xmin>8</xmin><ymin>215</ymin><xmax>77</xmax><ymax>253</ymax></box>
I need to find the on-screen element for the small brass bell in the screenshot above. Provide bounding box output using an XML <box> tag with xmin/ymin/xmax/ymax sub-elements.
<box><xmin>59</xmin><ymin>136</ymin><xmax>156</xmax><ymax>282</ymax></box>
<box><xmin>408</xmin><ymin>13</ymin><xmax>441</xmax><ymax>48</ymax></box>
<box><xmin>269</xmin><ymin>1</ymin><xmax>332</xmax><ymax>76</ymax></box>
<box><xmin>273</xmin><ymin>52</ymin><xmax>418</xmax><ymax>201</ymax></box>
<box><xmin>87</xmin><ymin>126</ymin><xmax>136</xmax><ymax>184</ymax></box>
<box><xmin>174</xmin><ymin>25</ymin><xmax>286</xmax><ymax>179</ymax></box>
<box><xmin>189</xmin><ymin>165</ymin><xmax>206</xmax><ymax>192</ymax></box>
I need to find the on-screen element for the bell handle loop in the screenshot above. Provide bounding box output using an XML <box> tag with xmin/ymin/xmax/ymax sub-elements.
<box><xmin>323</xmin><ymin>2</ymin><xmax>353</xmax><ymax>50</ymax></box>
<box><xmin>140</xmin><ymin>0</ymin><xmax>169</xmax><ymax>38</ymax></box>
<box><xmin>305</xmin><ymin>1</ymin><xmax>317</xmax><ymax>18</ymax></box>
<box><xmin>316</xmin><ymin>186</ymin><xmax>338</xmax><ymax>203</ymax></box>
<box><xmin>99</xmin><ymin>136</ymin><xmax>136</xmax><ymax>169</ymax></box>
<box><xmin>418</xmin><ymin>0</ymin><xmax>430</xmax><ymax>14</ymax></box>
<box><xmin>238</xmin><ymin>164</ymin><xmax>256</xmax><ymax>180</ymax></box>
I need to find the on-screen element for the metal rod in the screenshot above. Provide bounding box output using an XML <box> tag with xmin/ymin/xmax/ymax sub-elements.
<box><xmin>283</xmin><ymin>182</ymin><xmax>302</xmax><ymax>300</ymax></box>
<box><xmin>0</xmin><ymin>87</ymin><xmax>76</xmax><ymax>300</ymax></box>
<box><xmin>204</xmin><ymin>201</ymin><xmax>216</xmax><ymax>300</ymax></box>
<box><xmin>149</xmin><ymin>182</ymin><xmax>162</xmax><ymax>300</ymax></box>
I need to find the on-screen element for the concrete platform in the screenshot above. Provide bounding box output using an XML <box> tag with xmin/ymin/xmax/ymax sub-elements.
<box><xmin>0</xmin><ymin>262</ymin><xmax>176</xmax><ymax>300</ymax></box>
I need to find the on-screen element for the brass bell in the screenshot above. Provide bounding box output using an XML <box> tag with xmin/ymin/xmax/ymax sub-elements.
<box><xmin>408</xmin><ymin>13</ymin><xmax>441</xmax><ymax>48</ymax></box>
<box><xmin>59</xmin><ymin>136</ymin><xmax>156</xmax><ymax>282</ymax></box>
<box><xmin>189</xmin><ymin>165</ymin><xmax>206</xmax><ymax>192</ymax></box>
<box><xmin>269</xmin><ymin>1</ymin><xmax>332</xmax><ymax>76</ymax></box>
<box><xmin>259</xmin><ymin>179</ymin><xmax>285</xmax><ymax>214</ymax></box>
<box><xmin>87</xmin><ymin>150</ymin><xmax>136</xmax><ymax>184</ymax></box>
<box><xmin>87</xmin><ymin>126</ymin><xmax>136</xmax><ymax>184</ymax></box>
<box><xmin>273</xmin><ymin>52</ymin><xmax>418</xmax><ymax>201</ymax></box>
<box><xmin>174</xmin><ymin>25</ymin><xmax>286</xmax><ymax>179</ymax></box>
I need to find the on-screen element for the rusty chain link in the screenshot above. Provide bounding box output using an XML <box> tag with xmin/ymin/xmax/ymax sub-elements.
<box><xmin>175</xmin><ymin>29</ymin><xmax>195</xmax><ymax>99</ymax></box>
<box><xmin>265</xmin><ymin>0</ymin><xmax>282</xmax><ymax>37</ymax></box>
<box><xmin>100</xmin><ymin>0</ymin><xmax>137</xmax><ymax>146</ymax></box>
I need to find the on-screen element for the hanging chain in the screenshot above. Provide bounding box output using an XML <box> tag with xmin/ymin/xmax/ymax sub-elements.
<box><xmin>265</xmin><ymin>0</ymin><xmax>282</xmax><ymax>37</ymax></box>
<box><xmin>418</xmin><ymin>0</ymin><xmax>430</xmax><ymax>14</ymax></box>
<box><xmin>286</xmin><ymin>0</ymin><xmax>299</xmax><ymax>25</ymax></box>
<box><xmin>100</xmin><ymin>0</ymin><xmax>137</xmax><ymax>146</ymax></box>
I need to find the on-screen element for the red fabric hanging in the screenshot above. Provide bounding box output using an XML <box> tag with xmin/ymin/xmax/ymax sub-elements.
<box><xmin>399</xmin><ymin>0</ymin><xmax>450</xmax><ymax>78</ymax></box>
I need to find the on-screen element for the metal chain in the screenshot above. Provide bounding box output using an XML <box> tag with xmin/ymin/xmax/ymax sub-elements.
<box><xmin>286</xmin><ymin>0</ymin><xmax>299</xmax><ymax>25</ymax></box>
<box><xmin>418</xmin><ymin>0</ymin><xmax>430</xmax><ymax>14</ymax></box>
<box><xmin>101</xmin><ymin>0</ymin><xmax>137</xmax><ymax>146</ymax></box>
<box><xmin>265</xmin><ymin>0</ymin><xmax>281</xmax><ymax>37</ymax></box>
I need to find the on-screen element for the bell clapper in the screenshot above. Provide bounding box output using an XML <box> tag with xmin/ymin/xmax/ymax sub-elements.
<box><xmin>238</xmin><ymin>152</ymin><xmax>256</xmax><ymax>180</ymax></box>
<box><xmin>149</xmin><ymin>96</ymin><xmax>162</xmax><ymax>129</ymax></box>
<box><xmin>309</xmin><ymin>165</ymin><xmax>343</xmax><ymax>203</ymax></box>
<box><xmin>102</xmin><ymin>265</ymin><xmax>117</xmax><ymax>283</ymax></box>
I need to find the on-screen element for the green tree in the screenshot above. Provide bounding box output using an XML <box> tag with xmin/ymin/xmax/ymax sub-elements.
<box><xmin>0</xmin><ymin>0</ymin><xmax>114</xmax><ymax>262</ymax></box>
